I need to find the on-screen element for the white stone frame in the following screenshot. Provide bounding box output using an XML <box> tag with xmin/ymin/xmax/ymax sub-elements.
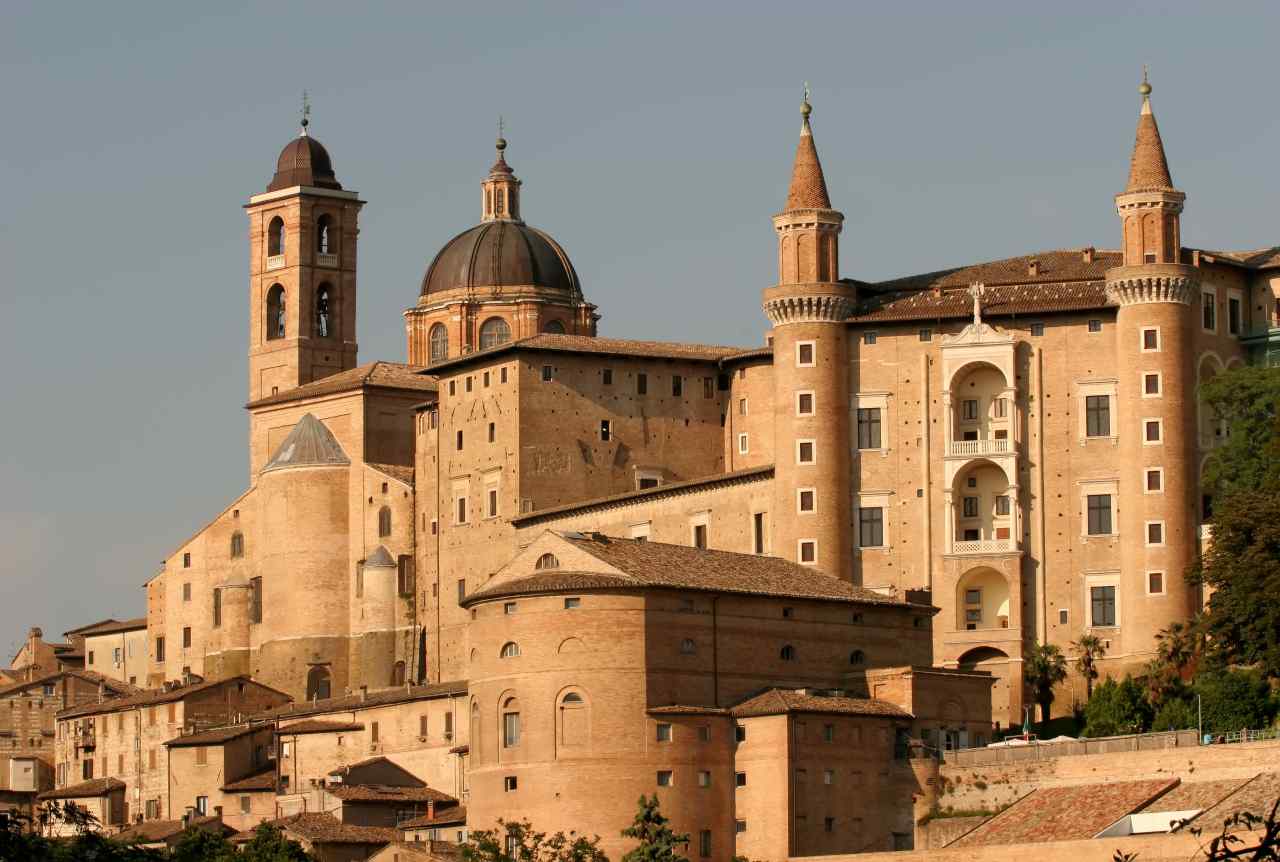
<box><xmin>795</xmin><ymin>389</ymin><xmax>816</xmax><ymax>418</ymax></box>
<box><xmin>1079</xmin><ymin>479</ymin><xmax>1119</xmax><ymax>539</ymax></box>
<box><xmin>1077</xmin><ymin>379</ymin><xmax>1119</xmax><ymax>444</ymax></box>
<box><xmin>1143</xmin><ymin>466</ymin><xmax>1165</xmax><ymax>496</ymax></box>
<box><xmin>1145</xmin><ymin>570</ymin><xmax>1167</xmax><ymax>597</ymax></box>
<box><xmin>1141</xmin><ymin>371</ymin><xmax>1163</xmax><ymax>399</ymax></box>
<box><xmin>1143</xmin><ymin>417</ymin><xmax>1164</xmax><ymax>447</ymax></box>
<box><xmin>795</xmin><ymin>341</ymin><xmax>816</xmax><ymax>368</ymax></box>
<box><xmin>634</xmin><ymin>468</ymin><xmax>663</xmax><ymax>490</ymax></box>
<box><xmin>1201</xmin><ymin>286</ymin><xmax>1219</xmax><ymax>334</ymax></box>
<box><xmin>738</xmin><ymin>433</ymin><xmax>749</xmax><ymax>455</ymax></box>
<box><xmin>1140</xmin><ymin>326</ymin><xmax>1162</xmax><ymax>353</ymax></box>
<box><xmin>482</xmin><ymin>470</ymin><xmax>501</xmax><ymax>520</ymax></box>
<box><xmin>1085</xmin><ymin>572</ymin><xmax>1122</xmax><ymax>629</ymax></box>
<box><xmin>854</xmin><ymin>393</ymin><xmax>890</xmax><ymax>455</ymax></box>
<box><xmin>451</xmin><ymin>478</ymin><xmax>471</xmax><ymax>526</ymax></box>
<box><xmin>688</xmin><ymin>510</ymin><xmax>710</xmax><ymax>548</ymax></box>
<box><xmin>855</xmin><ymin>492</ymin><xmax>891</xmax><ymax>550</ymax></box>
<box><xmin>629</xmin><ymin>522</ymin><xmax>651</xmax><ymax>541</ymax></box>
<box><xmin>797</xmin><ymin>539</ymin><xmax>818</xmax><ymax>566</ymax></box>
<box><xmin>796</xmin><ymin>487</ymin><xmax>817</xmax><ymax>515</ymax></box>
<box><xmin>1144</xmin><ymin>519</ymin><xmax>1166</xmax><ymax>548</ymax></box>
<box><xmin>795</xmin><ymin>438</ymin><xmax>816</xmax><ymax>465</ymax></box>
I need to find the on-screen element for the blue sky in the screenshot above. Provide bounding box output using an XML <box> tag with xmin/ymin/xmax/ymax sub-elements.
<box><xmin>2</xmin><ymin>1</ymin><xmax>1278</xmax><ymax>652</ymax></box>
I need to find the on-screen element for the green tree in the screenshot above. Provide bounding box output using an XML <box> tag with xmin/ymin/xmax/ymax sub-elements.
<box><xmin>462</xmin><ymin>819</ymin><xmax>608</xmax><ymax>862</ymax></box>
<box><xmin>1194</xmin><ymin>668</ymin><xmax>1278</xmax><ymax>734</ymax></box>
<box><xmin>237</xmin><ymin>823</ymin><xmax>315</xmax><ymax>862</ymax></box>
<box><xmin>621</xmin><ymin>795</ymin><xmax>689</xmax><ymax>862</ymax></box>
<box><xmin>1150</xmin><ymin>697</ymin><xmax>1197</xmax><ymax>732</ymax></box>
<box><xmin>170</xmin><ymin>825</ymin><xmax>237</xmax><ymax>862</ymax></box>
<box><xmin>1197</xmin><ymin>365</ymin><xmax>1280</xmax><ymax>496</ymax></box>
<box><xmin>1073</xmin><ymin>634</ymin><xmax>1107</xmax><ymax>700</ymax></box>
<box><xmin>1023</xmin><ymin>642</ymin><xmax>1069</xmax><ymax>724</ymax></box>
<box><xmin>1083</xmin><ymin>676</ymin><xmax>1152</xmax><ymax>737</ymax></box>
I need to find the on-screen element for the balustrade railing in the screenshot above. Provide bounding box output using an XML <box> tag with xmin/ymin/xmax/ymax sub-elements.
<box><xmin>947</xmin><ymin>438</ymin><xmax>1012</xmax><ymax>457</ymax></box>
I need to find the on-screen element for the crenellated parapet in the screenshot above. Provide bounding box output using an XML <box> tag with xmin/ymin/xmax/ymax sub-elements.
<box><xmin>1105</xmin><ymin>263</ymin><xmax>1199</xmax><ymax>306</ymax></box>
<box><xmin>762</xmin><ymin>288</ymin><xmax>855</xmax><ymax>325</ymax></box>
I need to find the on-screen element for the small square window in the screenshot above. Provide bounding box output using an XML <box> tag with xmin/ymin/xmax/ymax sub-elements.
<box><xmin>863</xmin><ymin>331</ymin><xmax>877</xmax><ymax>345</ymax></box>
<box><xmin>1148</xmin><ymin>571</ymin><xmax>1165</xmax><ymax>594</ymax></box>
<box><xmin>919</xmin><ymin>328</ymin><xmax>932</xmax><ymax>342</ymax></box>
<box><xmin>735</xmin><ymin>771</ymin><xmax>747</xmax><ymax>787</ymax></box>
<box><xmin>798</xmin><ymin>489</ymin><xmax>815</xmax><ymax>513</ymax></box>
<box><xmin>782</xmin><ymin>606</ymin><xmax>794</xmax><ymax>619</ymax></box>
<box><xmin>797</xmin><ymin>391</ymin><xmax>814</xmax><ymax>415</ymax></box>
<box><xmin>504</xmin><ymin>602</ymin><xmax>517</xmax><ymax>615</ymax></box>
<box><xmin>735</xmin><ymin>820</ymin><xmax>747</xmax><ymax>833</ymax></box>
<box><xmin>1030</xmin><ymin>322</ymin><xmax>1045</xmax><ymax>337</ymax></box>
<box><xmin>1146</xmin><ymin>469</ymin><xmax>1163</xmax><ymax>492</ymax></box>
<box><xmin>1144</xmin><ymin>373</ymin><xmax>1161</xmax><ymax>396</ymax></box>
<box><xmin>797</xmin><ymin>342</ymin><xmax>815</xmax><ymax>366</ymax></box>
<box><xmin>541</xmin><ymin>365</ymin><xmax>553</xmax><ymax>382</ymax></box>
<box><xmin>738</xmin><ymin>433</ymin><xmax>749</xmax><ymax>454</ymax></box>
<box><xmin>798</xmin><ymin>540</ymin><xmax>817</xmax><ymax>564</ymax></box>
<box><xmin>504</xmin><ymin>776</ymin><xmax>518</xmax><ymax>792</ymax></box>
<box><xmin>656</xmin><ymin>770</ymin><xmax>673</xmax><ymax>787</ymax></box>
<box><xmin>697</xmin><ymin>770</ymin><xmax>711</xmax><ymax>787</ymax></box>
<box><xmin>1146</xmin><ymin>522</ymin><xmax>1164</xmax><ymax>546</ymax></box>
<box><xmin>602</xmin><ymin>368</ymin><xmax>613</xmax><ymax>385</ymax></box>
<box><xmin>698</xmin><ymin>725</ymin><xmax>711</xmax><ymax>742</ymax></box>
<box><xmin>656</xmin><ymin>723</ymin><xmax>672</xmax><ymax>742</ymax></box>
<box><xmin>1088</xmin><ymin>319</ymin><xmax>1102</xmax><ymax>333</ymax></box>
<box><xmin>797</xmin><ymin>440</ymin><xmax>815</xmax><ymax>464</ymax></box>
<box><xmin>1059</xmin><ymin>608</ymin><xmax>1069</xmax><ymax>625</ymax></box>
<box><xmin>1145</xmin><ymin>419</ymin><xmax>1162</xmax><ymax>443</ymax></box>
<box><xmin>1142</xmin><ymin>328</ymin><xmax>1160</xmax><ymax>351</ymax></box>
<box><xmin>564</xmin><ymin>597</ymin><xmax>581</xmax><ymax>609</ymax></box>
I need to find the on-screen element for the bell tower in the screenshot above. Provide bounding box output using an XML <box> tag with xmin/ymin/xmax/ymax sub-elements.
<box><xmin>246</xmin><ymin>106</ymin><xmax>363</xmax><ymax>404</ymax></box>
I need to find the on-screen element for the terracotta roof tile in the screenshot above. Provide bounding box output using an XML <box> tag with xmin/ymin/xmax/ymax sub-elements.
<box><xmin>221</xmin><ymin>765</ymin><xmax>277</xmax><ymax>792</ymax></box>
<box><xmin>1143</xmin><ymin>778</ymin><xmax>1253</xmax><ymax>814</ymax></box>
<box><xmin>246</xmin><ymin>361</ymin><xmax>435</xmax><ymax>409</ymax></box>
<box><xmin>166</xmin><ymin>723</ymin><xmax>262</xmax><ymax>747</ymax></box>
<box><xmin>949</xmin><ymin>778</ymin><xmax>1179</xmax><ymax>847</ymax></box>
<box><xmin>647</xmin><ymin>705</ymin><xmax>730</xmax><ymax>716</ymax></box>
<box><xmin>276</xmin><ymin>719</ymin><xmax>365</xmax><ymax>735</ymax></box>
<box><xmin>400</xmin><ymin>806</ymin><xmax>467</xmax><ymax>829</ymax></box>
<box><xmin>0</xmin><ymin>669</ymin><xmax>138</xmax><ymax>698</ymax></box>
<box><xmin>1194</xmin><ymin>772</ymin><xmax>1280</xmax><ymax>827</ymax></box>
<box><xmin>115</xmin><ymin>816</ymin><xmax>229</xmax><ymax>843</ymax></box>
<box><xmin>251</xmin><ymin>812</ymin><xmax>397</xmax><ymax>845</ymax></box>
<box><xmin>785</xmin><ymin>119</ymin><xmax>831</xmax><ymax>210</ymax></box>
<box><xmin>68</xmin><ymin>618</ymin><xmax>147</xmax><ymax>637</ymax></box>
<box><xmin>38</xmin><ymin>777</ymin><xmax>124</xmax><ymax>800</ymax></box>
<box><xmin>1126</xmin><ymin>99</ymin><xmax>1175</xmax><ymax>192</ymax></box>
<box><xmin>58</xmin><ymin>675</ymin><xmax>284</xmax><ymax>720</ymax></box>
<box><xmin>326</xmin><ymin>784</ymin><xmax>456</xmax><ymax>804</ymax></box>
<box><xmin>469</xmin><ymin>534</ymin><xmax>925</xmax><ymax>608</ymax></box>
<box><xmin>368</xmin><ymin>463</ymin><xmax>414</xmax><ymax>486</ymax></box>
<box><xmin>63</xmin><ymin>618</ymin><xmax>122</xmax><ymax>636</ymax></box>
<box><xmin>730</xmin><ymin>688</ymin><xmax>912</xmax><ymax>719</ymax></box>
<box><xmin>379</xmin><ymin>840</ymin><xmax>462</xmax><ymax>860</ymax></box>
<box><xmin>258</xmin><ymin>680</ymin><xmax>466</xmax><ymax>722</ymax></box>
<box><xmin>425</xmin><ymin>334</ymin><xmax>747</xmax><ymax>374</ymax></box>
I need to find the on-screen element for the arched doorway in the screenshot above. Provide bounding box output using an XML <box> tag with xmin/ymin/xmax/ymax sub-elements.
<box><xmin>958</xmin><ymin>645</ymin><xmax>1013</xmax><ymax>729</ymax></box>
<box><xmin>306</xmin><ymin>666</ymin><xmax>331</xmax><ymax>702</ymax></box>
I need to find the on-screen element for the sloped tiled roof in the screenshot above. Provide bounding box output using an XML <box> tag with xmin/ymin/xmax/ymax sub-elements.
<box><xmin>425</xmin><ymin>333</ymin><xmax>747</xmax><ymax>373</ymax></box>
<box><xmin>246</xmin><ymin>361</ymin><xmax>435</xmax><ymax>409</ymax></box>
<box><xmin>58</xmin><ymin>675</ymin><xmax>286</xmax><ymax>720</ymax></box>
<box><xmin>378</xmin><ymin>841</ymin><xmax>461</xmax><ymax>859</ymax></box>
<box><xmin>785</xmin><ymin>115</ymin><xmax>831</xmax><ymax>210</ymax></box>
<box><xmin>368</xmin><ymin>463</ymin><xmax>414</xmax><ymax>486</ymax></box>
<box><xmin>259</xmin><ymin>680</ymin><xmax>466</xmax><ymax>722</ymax></box>
<box><xmin>0</xmin><ymin>668</ymin><xmax>138</xmax><ymax>698</ymax></box>
<box><xmin>114</xmin><ymin>815</ymin><xmax>230</xmax><ymax>844</ymax></box>
<box><xmin>63</xmin><ymin>618</ymin><xmax>121</xmax><ymax>636</ymax></box>
<box><xmin>1126</xmin><ymin>97</ymin><xmax>1175</xmax><ymax>192</ymax></box>
<box><xmin>166</xmin><ymin>723</ymin><xmax>263</xmax><ymax>747</ymax></box>
<box><xmin>730</xmin><ymin>688</ymin><xmax>912</xmax><ymax>719</ymax></box>
<box><xmin>222</xmin><ymin>765</ymin><xmax>277</xmax><ymax>792</ymax></box>
<box><xmin>276</xmin><ymin>719</ymin><xmax>365</xmax><ymax>735</ymax></box>
<box><xmin>647</xmin><ymin>705</ymin><xmax>730</xmax><ymax>716</ymax></box>
<box><xmin>949</xmin><ymin>778</ymin><xmax>1179</xmax><ymax>847</ymax></box>
<box><xmin>261</xmin><ymin>414</ymin><xmax>350</xmax><ymax>474</ymax></box>
<box><xmin>1193</xmin><ymin>772</ymin><xmax>1280</xmax><ymax>827</ymax></box>
<box><xmin>1143</xmin><ymin>777</ymin><xmax>1253</xmax><ymax>814</ymax></box>
<box><xmin>66</xmin><ymin>618</ymin><xmax>147</xmax><ymax>637</ymax></box>
<box><xmin>247</xmin><ymin>812</ymin><xmax>396</xmax><ymax>845</ymax></box>
<box><xmin>467</xmin><ymin>533</ymin><xmax>927</xmax><ymax>609</ymax></box>
<box><xmin>400</xmin><ymin>805</ymin><xmax>467</xmax><ymax>829</ymax></box>
<box><xmin>327</xmin><ymin>784</ymin><xmax>456</xmax><ymax>804</ymax></box>
<box><xmin>364</xmin><ymin>546</ymin><xmax>395</xmax><ymax>568</ymax></box>
<box><xmin>38</xmin><ymin>777</ymin><xmax>125</xmax><ymax>800</ymax></box>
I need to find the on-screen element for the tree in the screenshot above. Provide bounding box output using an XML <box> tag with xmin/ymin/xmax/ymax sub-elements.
<box><xmin>1073</xmin><ymin>634</ymin><xmax>1107</xmax><ymax>700</ymax></box>
<box><xmin>170</xmin><ymin>825</ymin><xmax>237</xmax><ymax>862</ymax></box>
<box><xmin>1197</xmin><ymin>365</ymin><xmax>1280</xmax><ymax>496</ymax></box>
<box><xmin>1194</xmin><ymin>668</ymin><xmax>1278</xmax><ymax>735</ymax></box>
<box><xmin>462</xmin><ymin>819</ymin><xmax>608</xmax><ymax>862</ymax></box>
<box><xmin>1150</xmin><ymin>697</ymin><xmax>1197</xmax><ymax>732</ymax></box>
<box><xmin>621</xmin><ymin>795</ymin><xmax>689</xmax><ymax>862</ymax></box>
<box><xmin>1023</xmin><ymin>641</ymin><xmax>1069</xmax><ymax>724</ymax></box>
<box><xmin>236</xmin><ymin>824</ymin><xmax>315</xmax><ymax>862</ymax></box>
<box><xmin>1083</xmin><ymin>676</ymin><xmax>1152</xmax><ymax>737</ymax></box>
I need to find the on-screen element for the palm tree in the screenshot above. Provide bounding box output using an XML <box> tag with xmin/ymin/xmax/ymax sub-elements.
<box><xmin>1023</xmin><ymin>641</ymin><xmax>1069</xmax><ymax>725</ymax></box>
<box><xmin>1073</xmin><ymin>634</ymin><xmax>1106</xmax><ymax>700</ymax></box>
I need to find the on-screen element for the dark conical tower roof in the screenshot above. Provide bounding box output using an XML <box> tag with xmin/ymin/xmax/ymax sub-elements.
<box><xmin>261</xmin><ymin>414</ymin><xmax>350</xmax><ymax>474</ymax></box>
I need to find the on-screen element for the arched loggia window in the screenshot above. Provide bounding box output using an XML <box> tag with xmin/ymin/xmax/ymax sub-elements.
<box><xmin>543</xmin><ymin>320</ymin><xmax>566</xmax><ymax>334</ymax></box>
<box><xmin>429</xmin><ymin>324</ymin><xmax>449</xmax><ymax>362</ymax></box>
<box><xmin>268</xmin><ymin>216</ymin><xmax>285</xmax><ymax>257</ymax></box>
<box><xmin>479</xmin><ymin>317</ymin><xmax>511</xmax><ymax>350</ymax></box>
<box><xmin>316</xmin><ymin>285</ymin><xmax>332</xmax><ymax>338</ymax></box>
<box><xmin>306</xmin><ymin>666</ymin><xmax>331</xmax><ymax>701</ymax></box>
<box><xmin>266</xmin><ymin>285</ymin><xmax>286</xmax><ymax>340</ymax></box>
<box><xmin>316</xmin><ymin>214</ymin><xmax>334</xmax><ymax>255</ymax></box>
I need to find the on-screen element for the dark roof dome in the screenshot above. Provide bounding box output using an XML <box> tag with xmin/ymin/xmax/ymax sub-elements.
<box><xmin>268</xmin><ymin>134</ymin><xmax>342</xmax><ymax>192</ymax></box>
<box><xmin>420</xmin><ymin>221</ymin><xmax>581</xmax><ymax>298</ymax></box>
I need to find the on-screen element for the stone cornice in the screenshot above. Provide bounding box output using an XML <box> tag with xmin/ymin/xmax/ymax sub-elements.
<box><xmin>762</xmin><ymin>287</ymin><xmax>855</xmax><ymax>325</ymax></box>
<box><xmin>1104</xmin><ymin>264</ymin><xmax>1198</xmax><ymax>307</ymax></box>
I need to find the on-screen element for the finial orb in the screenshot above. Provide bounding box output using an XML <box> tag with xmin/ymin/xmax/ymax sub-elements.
<box><xmin>496</xmin><ymin>136</ymin><xmax>507</xmax><ymax>152</ymax></box>
<box><xmin>1138</xmin><ymin>80</ymin><xmax>1152</xmax><ymax>96</ymax></box>
<box><xmin>800</xmin><ymin>100</ymin><xmax>812</xmax><ymax>118</ymax></box>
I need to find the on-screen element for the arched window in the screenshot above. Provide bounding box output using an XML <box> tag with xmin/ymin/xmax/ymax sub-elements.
<box><xmin>543</xmin><ymin>320</ymin><xmax>566</xmax><ymax>334</ymax></box>
<box><xmin>502</xmin><ymin>697</ymin><xmax>520</xmax><ymax>748</ymax></box>
<box><xmin>266</xmin><ymin>285</ymin><xmax>286</xmax><ymax>340</ymax></box>
<box><xmin>428</xmin><ymin>324</ymin><xmax>449</xmax><ymax>362</ymax></box>
<box><xmin>230</xmin><ymin>532</ymin><xmax>244</xmax><ymax>559</ymax></box>
<box><xmin>316</xmin><ymin>214</ymin><xmax>333</xmax><ymax>255</ymax></box>
<box><xmin>470</xmin><ymin>700</ymin><xmax>481</xmax><ymax>760</ymax></box>
<box><xmin>495</xmin><ymin>189</ymin><xmax>505</xmax><ymax>216</ymax></box>
<box><xmin>306</xmin><ymin>666</ymin><xmax>331</xmax><ymax>702</ymax></box>
<box><xmin>780</xmin><ymin>644</ymin><xmax>796</xmax><ymax>662</ymax></box>
<box><xmin>535</xmin><ymin>553</ymin><xmax>560</xmax><ymax>571</ymax></box>
<box><xmin>315</xmin><ymin>285</ymin><xmax>333</xmax><ymax>338</ymax></box>
<box><xmin>391</xmin><ymin>661</ymin><xmax>406</xmax><ymax>686</ymax></box>
<box><xmin>267</xmin><ymin>216</ymin><xmax>285</xmax><ymax>257</ymax></box>
<box><xmin>500</xmin><ymin>642</ymin><xmax>520</xmax><ymax>659</ymax></box>
<box><xmin>559</xmin><ymin>691</ymin><xmax>588</xmax><ymax>748</ymax></box>
<box><xmin>378</xmin><ymin>507</ymin><xmax>392</xmax><ymax>538</ymax></box>
<box><xmin>479</xmin><ymin>317</ymin><xmax>511</xmax><ymax>350</ymax></box>
<box><xmin>561</xmin><ymin>692</ymin><xmax>584</xmax><ymax>705</ymax></box>
<box><xmin>849</xmin><ymin>649</ymin><xmax>866</xmax><ymax>667</ymax></box>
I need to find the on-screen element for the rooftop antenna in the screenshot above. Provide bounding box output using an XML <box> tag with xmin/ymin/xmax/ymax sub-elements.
<box><xmin>300</xmin><ymin>90</ymin><xmax>311</xmax><ymax>136</ymax></box>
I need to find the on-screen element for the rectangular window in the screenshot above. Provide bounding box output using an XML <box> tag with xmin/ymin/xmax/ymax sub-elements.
<box><xmin>797</xmin><ymin>440</ymin><xmax>815</xmax><ymax>464</ymax></box>
<box><xmin>858</xmin><ymin>507</ymin><xmax>884</xmax><ymax>548</ymax></box>
<box><xmin>183</xmin><ymin>552</ymin><xmax>191</xmax><ymax>568</ymax></box>
<box><xmin>155</xmin><ymin>637</ymin><xmax>165</xmax><ymax>663</ymax></box>
<box><xmin>1229</xmin><ymin>296</ymin><xmax>1241</xmax><ymax>335</ymax></box>
<box><xmin>397</xmin><ymin>556</ymin><xmax>415</xmax><ymax>596</ymax></box>
<box><xmin>182</xmin><ymin>627</ymin><xmax>191</xmax><ymax>648</ymax></box>
<box><xmin>1088</xmin><ymin>319</ymin><xmax>1102</xmax><ymax>333</ymax></box>
<box><xmin>500</xmin><ymin>367</ymin><xmax>508</xmax><ymax>384</ymax></box>
<box><xmin>456</xmin><ymin>496</ymin><xmax>467</xmax><ymax>524</ymax></box>
<box><xmin>1144</xmin><ymin>373</ymin><xmax>1161</xmax><ymax>396</ymax></box>
<box><xmin>1059</xmin><ymin>608</ymin><xmax>1069</xmax><ymax>625</ymax></box>
<box><xmin>863</xmin><ymin>331</ymin><xmax>877</xmax><ymax>345</ymax></box>
<box><xmin>656</xmin><ymin>723</ymin><xmax>672</xmax><ymax>742</ymax></box>
<box><xmin>487</xmin><ymin>488</ymin><xmax>498</xmax><ymax>518</ymax></box>
<box><xmin>488</xmin><ymin>422</ymin><xmax>495</xmax><ymax>442</ymax></box>
<box><xmin>564</xmin><ymin>597</ymin><xmax>581</xmax><ymax>609</ymax></box>
<box><xmin>702</xmin><ymin>377</ymin><xmax>713</xmax><ymax>398</ymax></box>
<box><xmin>736</xmin><ymin>820</ymin><xmax>747</xmax><ymax>833</ymax></box>
<box><xmin>699</xmin><ymin>830</ymin><xmax>712</xmax><ymax>858</ymax></box>
<box><xmin>672</xmin><ymin>375</ymin><xmax>683</xmax><ymax>397</ymax></box>
<box><xmin>1085</xmin><ymin>395</ymin><xmax>1111</xmax><ymax>437</ymax></box>
<box><xmin>1148</xmin><ymin>571</ymin><xmax>1165</xmax><ymax>595</ymax></box>
<box><xmin>736</xmin><ymin>726</ymin><xmax>746</xmax><ymax>742</ymax></box>
<box><xmin>995</xmin><ymin>495</ymin><xmax>1011</xmax><ymax>516</ymax></box>
<box><xmin>797</xmin><ymin>342</ymin><xmax>814</xmax><ymax>366</ymax></box>
<box><xmin>1203</xmin><ymin>293</ymin><xmax>1216</xmax><ymax>331</ymax></box>
<box><xmin>456</xmin><ymin>430</ymin><xmax>464</xmax><ymax>451</ymax></box>
<box><xmin>457</xmin><ymin>579</ymin><xmax>466</xmax><ymax>605</ymax></box>
<box><xmin>1146</xmin><ymin>521</ymin><xmax>1164</xmax><ymax>546</ymax></box>
<box><xmin>823</xmin><ymin>725</ymin><xmax>835</xmax><ymax>743</ymax></box>
<box><xmin>655</xmin><ymin>769</ymin><xmax>673</xmax><ymax>787</ymax></box>
<box><xmin>371</xmin><ymin>722</ymin><xmax>380</xmax><ymax>744</ymax></box>
<box><xmin>919</xmin><ymin>328</ymin><xmax>932</xmax><ymax>342</ymax></box>
<box><xmin>738</xmin><ymin>433</ymin><xmax>748</xmax><ymax>454</ymax></box>
<box><xmin>1090</xmin><ymin>585</ymin><xmax>1117</xmax><ymax>627</ymax></box>
<box><xmin>419</xmin><ymin>715</ymin><xmax>429</xmax><ymax>737</ymax></box>
<box><xmin>601</xmin><ymin>368</ymin><xmax>613</xmax><ymax>385</ymax></box>
<box><xmin>739</xmin><ymin>398</ymin><xmax>748</xmax><ymax>416</ymax></box>
<box><xmin>1142</xmin><ymin>327</ymin><xmax>1160</xmax><ymax>351</ymax></box>
<box><xmin>797</xmin><ymin>391</ymin><xmax>814</xmax><ymax>415</ymax></box>
<box><xmin>1031</xmin><ymin>322</ymin><xmax>1045</xmax><ymax>337</ymax></box>
<box><xmin>825</xmin><ymin>817</ymin><xmax>835</xmax><ymax>832</ymax></box>
<box><xmin>504</xmin><ymin>602</ymin><xmax>517</xmax><ymax>615</ymax></box>
<box><xmin>448</xmin><ymin>380</ymin><xmax>456</xmax><ymax>396</ymax></box>
<box><xmin>857</xmin><ymin>408</ymin><xmax>881</xmax><ymax>450</ymax></box>
<box><xmin>637</xmin><ymin>373</ymin><xmax>647</xmax><ymax>395</ymax></box>
<box><xmin>483</xmin><ymin>371</ymin><xmax>490</xmax><ymax>387</ymax></box>
<box><xmin>1087</xmin><ymin>495</ymin><xmax>1112</xmax><ymax>535</ymax></box>
<box><xmin>182</xmin><ymin>582</ymin><xmax>191</xmax><ymax>602</ymax></box>
<box><xmin>541</xmin><ymin>365</ymin><xmax>553</xmax><ymax>382</ymax></box>
<box><xmin>961</xmin><ymin>399</ymin><xmax>979</xmax><ymax>421</ymax></box>
<box><xmin>962</xmin><ymin>496</ymin><xmax>979</xmax><ymax>518</ymax></box>
<box><xmin>698</xmin><ymin>770</ymin><xmax>711</xmax><ymax>787</ymax></box>
<box><xmin>1145</xmin><ymin>419</ymin><xmax>1162</xmax><ymax>443</ymax></box>
<box><xmin>735</xmin><ymin>771</ymin><xmax>747</xmax><ymax>787</ymax></box>
<box><xmin>212</xmin><ymin>589</ymin><xmax>221</xmax><ymax>628</ymax></box>
<box><xmin>1146</xmin><ymin>468</ymin><xmax>1163</xmax><ymax>492</ymax></box>
<box><xmin>240</xmin><ymin>796</ymin><xmax>250</xmax><ymax>814</ymax></box>
<box><xmin>504</xmin><ymin>775</ymin><xmax>518</xmax><ymax>792</ymax></box>
<box><xmin>195</xmin><ymin>746</ymin><xmax>207</xmax><ymax>765</ymax></box>
<box><xmin>753</xmin><ymin>512</ymin><xmax>766</xmax><ymax>554</ymax></box>
<box><xmin>799</xmin><ymin>540</ymin><xmax>817</xmax><ymax>563</ymax></box>
<box><xmin>798</xmin><ymin>489</ymin><xmax>816</xmax><ymax>513</ymax></box>
<box><xmin>503</xmin><ymin>711</ymin><xmax>520</xmax><ymax>747</ymax></box>
<box><xmin>693</xmin><ymin>523</ymin><xmax>707</xmax><ymax>550</ymax></box>
<box><xmin>993</xmin><ymin>397</ymin><xmax>1008</xmax><ymax>419</ymax></box>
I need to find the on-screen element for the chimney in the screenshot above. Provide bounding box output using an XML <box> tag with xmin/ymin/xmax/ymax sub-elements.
<box><xmin>1027</xmin><ymin>260</ymin><xmax>1040</xmax><ymax>277</ymax></box>
<box><xmin>1081</xmin><ymin>246</ymin><xmax>1095</xmax><ymax>263</ymax></box>
<box><xmin>427</xmin><ymin>799</ymin><xmax>436</xmax><ymax>818</ymax></box>
<box><xmin>359</xmin><ymin>686</ymin><xmax>368</xmax><ymax>702</ymax></box>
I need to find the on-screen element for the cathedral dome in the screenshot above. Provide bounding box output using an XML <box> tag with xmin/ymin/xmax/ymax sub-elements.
<box><xmin>420</xmin><ymin>220</ymin><xmax>581</xmax><ymax>298</ymax></box>
<box><xmin>267</xmin><ymin>134</ymin><xmax>342</xmax><ymax>192</ymax></box>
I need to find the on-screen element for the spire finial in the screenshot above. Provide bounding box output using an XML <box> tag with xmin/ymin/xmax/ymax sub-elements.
<box><xmin>496</xmin><ymin>115</ymin><xmax>507</xmax><ymax>153</ymax></box>
<box><xmin>801</xmin><ymin>82</ymin><xmax>812</xmax><ymax>120</ymax></box>
<box><xmin>1139</xmin><ymin>65</ymin><xmax>1152</xmax><ymax>97</ymax></box>
<box><xmin>300</xmin><ymin>90</ymin><xmax>311</xmax><ymax>136</ymax></box>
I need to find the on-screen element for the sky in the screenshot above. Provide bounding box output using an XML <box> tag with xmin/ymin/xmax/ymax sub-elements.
<box><xmin>2</xmin><ymin>1</ymin><xmax>1278</xmax><ymax>654</ymax></box>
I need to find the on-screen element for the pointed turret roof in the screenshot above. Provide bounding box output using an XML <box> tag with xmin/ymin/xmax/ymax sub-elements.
<box><xmin>364</xmin><ymin>546</ymin><xmax>395</xmax><ymax>568</ymax></box>
<box><xmin>784</xmin><ymin>94</ymin><xmax>832</xmax><ymax>211</ymax></box>
<box><xmin>261</xmin><ymin>414</ymin><xmax>350</xmax><ymax>474</ymax></box>
<box><xmin>1124</xmin><ymin>75</ymin><xmax>1175</xmax><ymax>193</ymax></box>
